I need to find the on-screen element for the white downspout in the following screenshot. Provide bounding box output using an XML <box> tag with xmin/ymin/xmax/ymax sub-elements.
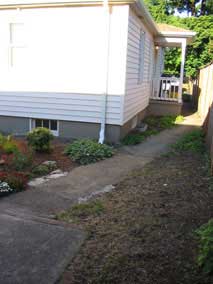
<box><xmin>98</xmin><ymin>0</ymin><xmax>110</xmax><ymax>144</ymax></box>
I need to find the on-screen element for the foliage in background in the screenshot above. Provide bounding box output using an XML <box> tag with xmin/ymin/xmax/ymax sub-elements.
<box><xmin>64</xmin><ymin>139</ymin><xmax>114</xmax><ymax>165</ymax></box>
<box><xmin>196</xmin><ymin>219</ymin><xmax>213</xmax><ymax>274</ymax></box>
<box><xmin>27</xmin><ymin>127</ymin><xmax>53</xmax><ymax>152</ymax></box>
<box><xmin>144</xmin><ymin>1</ymin><xmax>213</xmax><ymax>78</ymax></box>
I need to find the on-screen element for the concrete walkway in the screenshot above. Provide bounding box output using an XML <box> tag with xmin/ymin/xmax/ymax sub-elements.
<box><xmin>0</xmin><ymin>113</ymin><xmax>202</xmax><ymax>284</ymax></box>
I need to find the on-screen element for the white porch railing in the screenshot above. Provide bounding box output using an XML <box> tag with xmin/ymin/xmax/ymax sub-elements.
<box><xmin>152</xmin><ymin>77</ymin><xmax>180</xmax><ymax>102</ymax></box>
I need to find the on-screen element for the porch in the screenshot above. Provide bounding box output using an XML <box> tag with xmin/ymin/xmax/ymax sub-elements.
<box><xmin>150</xmin><ymin>24</ymin><xmax>196</xmax><ymax>112</ymax></box>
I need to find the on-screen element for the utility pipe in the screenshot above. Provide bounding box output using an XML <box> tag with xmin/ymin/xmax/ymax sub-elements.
<box><xmin>98</xmin><ymin>0</ymin><xmax>111</xmax><ymax>144</ymax></box>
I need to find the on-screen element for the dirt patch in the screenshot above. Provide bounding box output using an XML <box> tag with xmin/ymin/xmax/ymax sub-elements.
<box><xmin>16</xmin><ymin>139</ymin><xmax>76</xmax><ymax>172</ymax></box>
<box><xmin>60</xmin><ymin>152</ymin><xmax>213</xmax><ymax>284</ymax></box>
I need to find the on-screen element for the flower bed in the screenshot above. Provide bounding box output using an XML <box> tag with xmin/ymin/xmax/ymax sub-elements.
<box><xmin>0</xmin><ymin>132</ymin><xmax>76</xmax><ymax>197</ymax></box>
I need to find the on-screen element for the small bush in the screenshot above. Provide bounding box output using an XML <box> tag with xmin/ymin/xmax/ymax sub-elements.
<box><xmin>32</xmin><ymin>164</ymin><xmax>50</xmax><ymax>176</ymax></box>
<box><xmin>172</xmin><ymin>130</ymin><xmax>205</xmax><ymax>154</ymax></box>
<box><xmin>64</xmin><ymin>139</ymin><xmax>114</xmax><ymax>165</ymax></box>
<box><xmin>27</xmin><ymin>127</ymin><xmax>53</xmax><ymax>152</ymax></box>
<box><xmin>0</xmin><ymin>133</ymin><xmax>7</xmax><ymax>146</ymax></box>
<box><xmin>196</xmin><ymin>219</ymin><xmax>213</xmax><ymax>274</ymax></box>
<box><xmin>10</xmin><ymin>150</ymin><xmax>33</xmax><ymax>171</ymax></box>
<box><xmin>0</xmin><ymin>171</ymin><xmax>28</xmax><ymax>192</ymax></box>
<box><xmin>57</xmin><ymin>200</ymin><xmax>104</xmax><ymax>222</ymax></box>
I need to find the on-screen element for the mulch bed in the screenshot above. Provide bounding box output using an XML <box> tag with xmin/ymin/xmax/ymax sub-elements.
<box><xmin>60</xmin><ymin>152</ymin><xmax>213</xmax><ymax>284</ymax></box>
<box><xmin>15</xmin><ymin>139</ymin><xmax>76</xmax><ymax>172</ymax></box>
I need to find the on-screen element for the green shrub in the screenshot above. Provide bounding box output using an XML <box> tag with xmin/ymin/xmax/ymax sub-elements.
<box><xmin>2</xmin><ymin>141</ymin><xmax>18</xmax><ymax>154</ymax></box>
<box><xmin>0</xmin><ymin>135</ymin><xmax>18</xmax><ymax>154</ymax></box>
<box><xmin>57</xmin><ymin>200</ymin><xmax>104</xmax><ymax>221</ymax></box>
<box><xmin>196</xmin><ymin>219</ymin><xmax>213</xmax><ymax>274</ymax></box>
<box><xmin>64</xmin><ymin>139</ymin><xmax>114</xmax><ymax>165</ymax></box>
<box><xmin>10</xmin><ymin>150</ymin><xmax>33</xmax><ymax>171</ymax></box>
<box><xmin>32</xmin><ymin>164</ymin><xmax>50</xmax><ymax>176</ymax></box>
<box><xmin>27</xmin><ymin>127</ymin><xmax>53</xmax><ymax>152</ymax></box>
<box><xmin>172</xmin><ymin>130</ymin><xmax>205</xmax><ymax>154</ymax></box>
<box><xmin>0</xmin><ymin>133</ymin><xmax>7</xmax><ymax>146</ymax></box>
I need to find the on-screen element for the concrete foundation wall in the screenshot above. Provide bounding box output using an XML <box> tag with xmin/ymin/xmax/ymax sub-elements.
<box><xmin>148</xmin><ymin>100</ymin><xmax>182</xmax><ymax>116</ymax></box>
<box><xmin>0</xmin><ymin>116</ymin><xmax>29</xmax><ymax>135</ymax></box>
<box><xmin>0</xmin><ymin>108</ymin><xmax>147</xmax><ymax>143</ymax></box>
<box><xmin>60</xmin><ymin>121</ymin><xmax>121</xmax><ymax>143</ymax></box>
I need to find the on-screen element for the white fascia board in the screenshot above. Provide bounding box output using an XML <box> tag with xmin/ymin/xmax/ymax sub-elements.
<box><xmin>159</xmin><ymin>31</ymin><xmax>196</xmax><ymax>38</ymax></box>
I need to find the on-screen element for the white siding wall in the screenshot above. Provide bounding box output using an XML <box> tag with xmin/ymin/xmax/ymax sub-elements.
<box><xmin>123</xmin><ymin>9</ymin><xmax>155</xmax><ymax>124</ymax></box>
<box><xmin>0</xmin><ymin>5</ymin><xmax>128</xmax><ymax>125</ymax></box>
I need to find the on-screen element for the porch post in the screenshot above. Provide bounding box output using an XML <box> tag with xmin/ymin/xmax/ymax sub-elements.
<box><xmin>178</xmin><ymin>39</ymin><xmax>186</xmax><ymax>103</ymax></box>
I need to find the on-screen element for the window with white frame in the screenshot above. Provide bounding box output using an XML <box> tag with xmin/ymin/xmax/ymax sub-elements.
<box><xmin>32</xmin><ymin>119</ymin><xmax>59</xmax><ymax>136</ymax></box>
<box><xmin>138</xmin><ymin>29</ymin><xmax>146</xmax><ymax>84</ymax></box>
<box><xmin>9</xmin><ymin>23</ymin><xmax>26</xmax><ymax>67</ymax></box>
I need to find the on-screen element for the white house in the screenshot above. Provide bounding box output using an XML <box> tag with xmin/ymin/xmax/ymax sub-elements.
<box><xmin>0</xmin><ymin>0</ymin><xmax>195</xmax><ymax>142</ymax></box>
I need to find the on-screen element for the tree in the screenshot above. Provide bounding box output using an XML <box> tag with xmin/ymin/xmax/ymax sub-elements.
<box><xmin>145</xmin><ymin>0</ymin><xmax>213</xmax><ymax>78</ymax></box>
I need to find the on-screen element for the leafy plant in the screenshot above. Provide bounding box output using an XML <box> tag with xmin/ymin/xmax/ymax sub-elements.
<box><xmin>32</xmin><ymin>164</ymin><xmax>51</xmax><ymax>177</ymax></box>
<box><xmin>27</xmin><ymin>127</ymin><xmax>53</xmax><ymax>152</ymax></box>
<box><xmin>57</xmin><ymin>200</ymin><xmax>104</xmax><ymax>221</ymax></box>
<box><xmin>196</xmin><ymin>219</ymin><xmax>213</xmax><ymax>274</ymax></box>
<box><xmin>122</xmin><ymin>129</ymin><xmax>159</xmax><ymax>145</ymax></box>
<box><xmin>0</xmin><ymin>171</ymin><xmax>28</xmax><ymax>192</ymax></box>
<box><xmin>64</xmin><ymin>139</ymin><xmax>114</xmax><ymax>165</ymax></box>
<box><xmin>172</xmin><ymin>129</ymin><xmax>205</xmax><ymax>153</ymax></box>
<box><xmin>2</xmin><ymin>141</ymin><xmax>18</xmax><ymax>154</ymax></box>
<box><xmin>10</xmin><ymin>150</ymin><xmax>33</xmax><ymax>171</ymax></box>
<box><xmin>0</xmin><ymin>134</ymin><xmax>18</xmax><ymax>154</ymax></box>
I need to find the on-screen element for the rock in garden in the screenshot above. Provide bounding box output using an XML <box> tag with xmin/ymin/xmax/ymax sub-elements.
<box><xmin>42</xmin><ymin>160</ymin><xmax>57</xmax><ymax>169</ymax></box>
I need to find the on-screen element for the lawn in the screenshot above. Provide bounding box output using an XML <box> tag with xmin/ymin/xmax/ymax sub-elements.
<box><xmin>58</xmin><ymin>130</ymin><xmax>213</xmax><ymax>284</ymax></box>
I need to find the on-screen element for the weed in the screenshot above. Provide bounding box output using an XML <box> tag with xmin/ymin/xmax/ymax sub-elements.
<box><xmin>172</xmin><ymin>129</ymin><xmax>205</xmax><ymax>154</ymax></box>
<box><xmin>196</xmin><ymin>219</ymin><xmax>213</xmax><ymax>274</ymax></box>
<box><xmin>57</xmin><ymin>200</ymin><xmax>104</xmax><ymax>222</ymax></box>
<box><xmin>122</xmin><ymin>115</ymin><xmax>184</xmax><ymax>146</ymax></box>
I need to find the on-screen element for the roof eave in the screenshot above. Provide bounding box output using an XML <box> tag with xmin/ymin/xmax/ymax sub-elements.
<box><xmin>131</xmin><ymin>0</ymin><xmax>158</xmax><ymax>35</ymax></box>
<box><xmin>158</xmin><ymin>31</ymin><xmax>196</xmax><ymax>38</ymax></box>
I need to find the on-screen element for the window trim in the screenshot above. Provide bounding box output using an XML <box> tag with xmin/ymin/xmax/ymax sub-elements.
<box><xmin>31</xmin><ymin>119</ymin><xmax>59</xmax><ymax>136</ymax></box>
<box><xmin>9</xmin><ymin>22</ymin><xmax>26</xmax><ymax>68</ymax></box>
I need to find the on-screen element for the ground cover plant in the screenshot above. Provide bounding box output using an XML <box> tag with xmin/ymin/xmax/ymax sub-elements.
<box><xmin>64</xmin><ymin>139</ymin><xmax>114</xmax><ymax>165</ymax></box>
<box><xmin>59</xmin><ymin>129</ymin><xmax>213</xmax><ymax>284</ymax></box>
<box><xmin>172</xmin><ymin>129</ymin><xmax>206</xmax><ymax>154</ymax></box>
<box><xmin>122</xmin><ymin>115</ymin><xmax>184</xmax><ymax>145</ymax></box>
<box><xmin>196</xmin><ymin>218</ymin><xmax>213</xmax><ymax>274</ymax></box>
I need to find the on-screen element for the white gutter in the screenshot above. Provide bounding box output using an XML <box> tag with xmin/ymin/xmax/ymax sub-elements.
<box><xmin>98</xmin><ymin>0</ymin><xmax>111</xmax><ymax>144</ymax></box>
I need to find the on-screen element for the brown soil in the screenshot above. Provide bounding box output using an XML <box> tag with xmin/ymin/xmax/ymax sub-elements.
<box><xmin>60</xmin><ymin>152</ymin><xmax>213</xmax><ymax>284</ymax></box>
<box><xmin>16</xmin><ymin>139</ymin><xmax>76</xmax><ymax>172</ymax></box>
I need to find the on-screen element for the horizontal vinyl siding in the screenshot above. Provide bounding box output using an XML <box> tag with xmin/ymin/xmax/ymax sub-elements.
<box><xmin>123</xmin><ymin>9</ymin><xmax>154</xmax><ymax>123</ymax></box>
<box><xmin>0</xmin><ymin>92</ymin><xmax>122</xmax><ymax>125</ymax></box>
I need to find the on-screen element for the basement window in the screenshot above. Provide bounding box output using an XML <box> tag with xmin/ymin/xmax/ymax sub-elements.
<box><xmin>32</xmin><ymin>119</ymin><xmax>59</xmax><ymax>136</ymax></box>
